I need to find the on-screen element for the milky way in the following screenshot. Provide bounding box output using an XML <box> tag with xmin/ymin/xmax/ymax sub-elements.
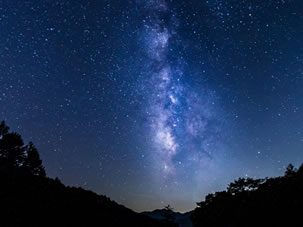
<box><xmin>2</xmin><ymin>0</ymin><xmax>303</xmax><ymax>212</ymax></box>
<box><xmin>140</xmin><ymin>0</ymin><xmax>223</xmax><ymax>177</ymax></box>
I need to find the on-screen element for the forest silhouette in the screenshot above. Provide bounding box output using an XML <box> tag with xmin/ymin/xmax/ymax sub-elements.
<box><xmin>1</xmin><ymin>120</ymin><xmax>303</xmax><ymax>227</ymax></box>
<box><xmin>191</xmin><ymin>163</ymin><xmax>303</xmax><ymax>227</ymax></box>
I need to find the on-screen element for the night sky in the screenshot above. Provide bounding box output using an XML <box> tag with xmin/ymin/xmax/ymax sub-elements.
<box><xmin>1</xmin><ymin>0</ymin><xmax>303</xmax><ymax>212</ymax></box>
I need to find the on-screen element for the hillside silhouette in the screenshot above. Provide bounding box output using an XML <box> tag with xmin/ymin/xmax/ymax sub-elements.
<box><xmin>2</xmin><ymin>120</ymin><xmax>303</xmax><ymax>227</ymax></box>
<box><xmin>0</xmin><ymin>121</ymin><xmax>175</xmax><ymax>227</ymax></box>
<box><xmin>191</xmin><ymin>164</ymin><xmax>303</xmax><ymax>227</ymax></box>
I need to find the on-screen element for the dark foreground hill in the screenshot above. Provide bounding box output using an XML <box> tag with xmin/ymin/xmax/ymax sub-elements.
<box><xmin>191</xmin><ymin>164</ymin><xmax>303</xmax><ymax>227</ymax></box>
<box><xmin>0</xmin><ymin>121</ymin><xmax>174</xmax><ymax>227</ymax></box>
<box><xmin>0</xmin><ymin>170</ymin><xmax>172</xmax><ymax>227</ymax></box>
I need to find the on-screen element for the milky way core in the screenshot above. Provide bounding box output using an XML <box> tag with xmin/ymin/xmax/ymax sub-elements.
<box><xmin>140</xmin><ymin>0</ymin><xmax>223</xmax><ymax>179</ymax></box>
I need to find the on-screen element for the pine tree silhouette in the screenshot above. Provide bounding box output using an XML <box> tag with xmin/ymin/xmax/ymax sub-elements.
<box><xmin>0</xmin><ymin>120</ymin><xmax>9</xmax><ymax>137</ymax></box>
<box><xmin>24</xmin><ymin>142</ymin><xmax>46</xmax><ymax>177</ymax></box>
<box><xmin>0</xmin><ymin>121</ymin><xmax>45</xmax><ymax>176</ymax></box>
<box><xmin>0</xmin><ymin>131</ymin><xmax>25</xmax><ymax>167</ymax></box>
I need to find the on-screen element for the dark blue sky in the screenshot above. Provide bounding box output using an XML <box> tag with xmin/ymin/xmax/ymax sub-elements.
<box><xmin>1</xmin><ymin>0</ymin><xmax>303</xmax><ymax>212</ymax></box>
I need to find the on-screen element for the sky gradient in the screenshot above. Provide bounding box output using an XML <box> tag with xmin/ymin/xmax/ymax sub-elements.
<box><xmin>1</xmin><ymin>0</ymin><xmax>303</xmax><ymax>212</ymax></box>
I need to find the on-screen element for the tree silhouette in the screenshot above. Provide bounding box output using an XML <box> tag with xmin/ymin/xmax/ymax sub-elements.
<box><xmin>0</xmin><ymin>121</ymin><xmax>45</xmax><ymax>176</ymax></box>
<box><xmin>24</xmin><ymin>142</ymin><xmax>46</xmax><ymax>177</ymax></box>
<box><xmin>297</xmin><ymin>163</ymin><xmax>303</xmax><ymax>176</ymax></box>
<box><xmin>227</xmin><ymin>177</ymin><xmax>263</xmax><ymax>195</ymax></box>
<box><xmin>0</xmin><ymin>120</ymin><xmax>9</xmax><ymax>137</ymax></box>
<box><xmin>0</xmin><ymin>131</ymin><xmax>25</xmax><ymax>167</ymax></box>
<box><xmin>284</xmin><ymin>163</ymin><xmax>297</xmax><ymax>177</ymax></box>
<box><xmin>192</xmin><ymin>163</ymin><xmax>303</xmax><ymax>227</ymax></box>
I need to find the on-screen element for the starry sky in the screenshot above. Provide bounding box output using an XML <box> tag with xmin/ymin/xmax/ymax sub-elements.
<box><xmin>1</xmin><ymin>0</ymin><xmax>303</xmax><ymax>212</ymax></box>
